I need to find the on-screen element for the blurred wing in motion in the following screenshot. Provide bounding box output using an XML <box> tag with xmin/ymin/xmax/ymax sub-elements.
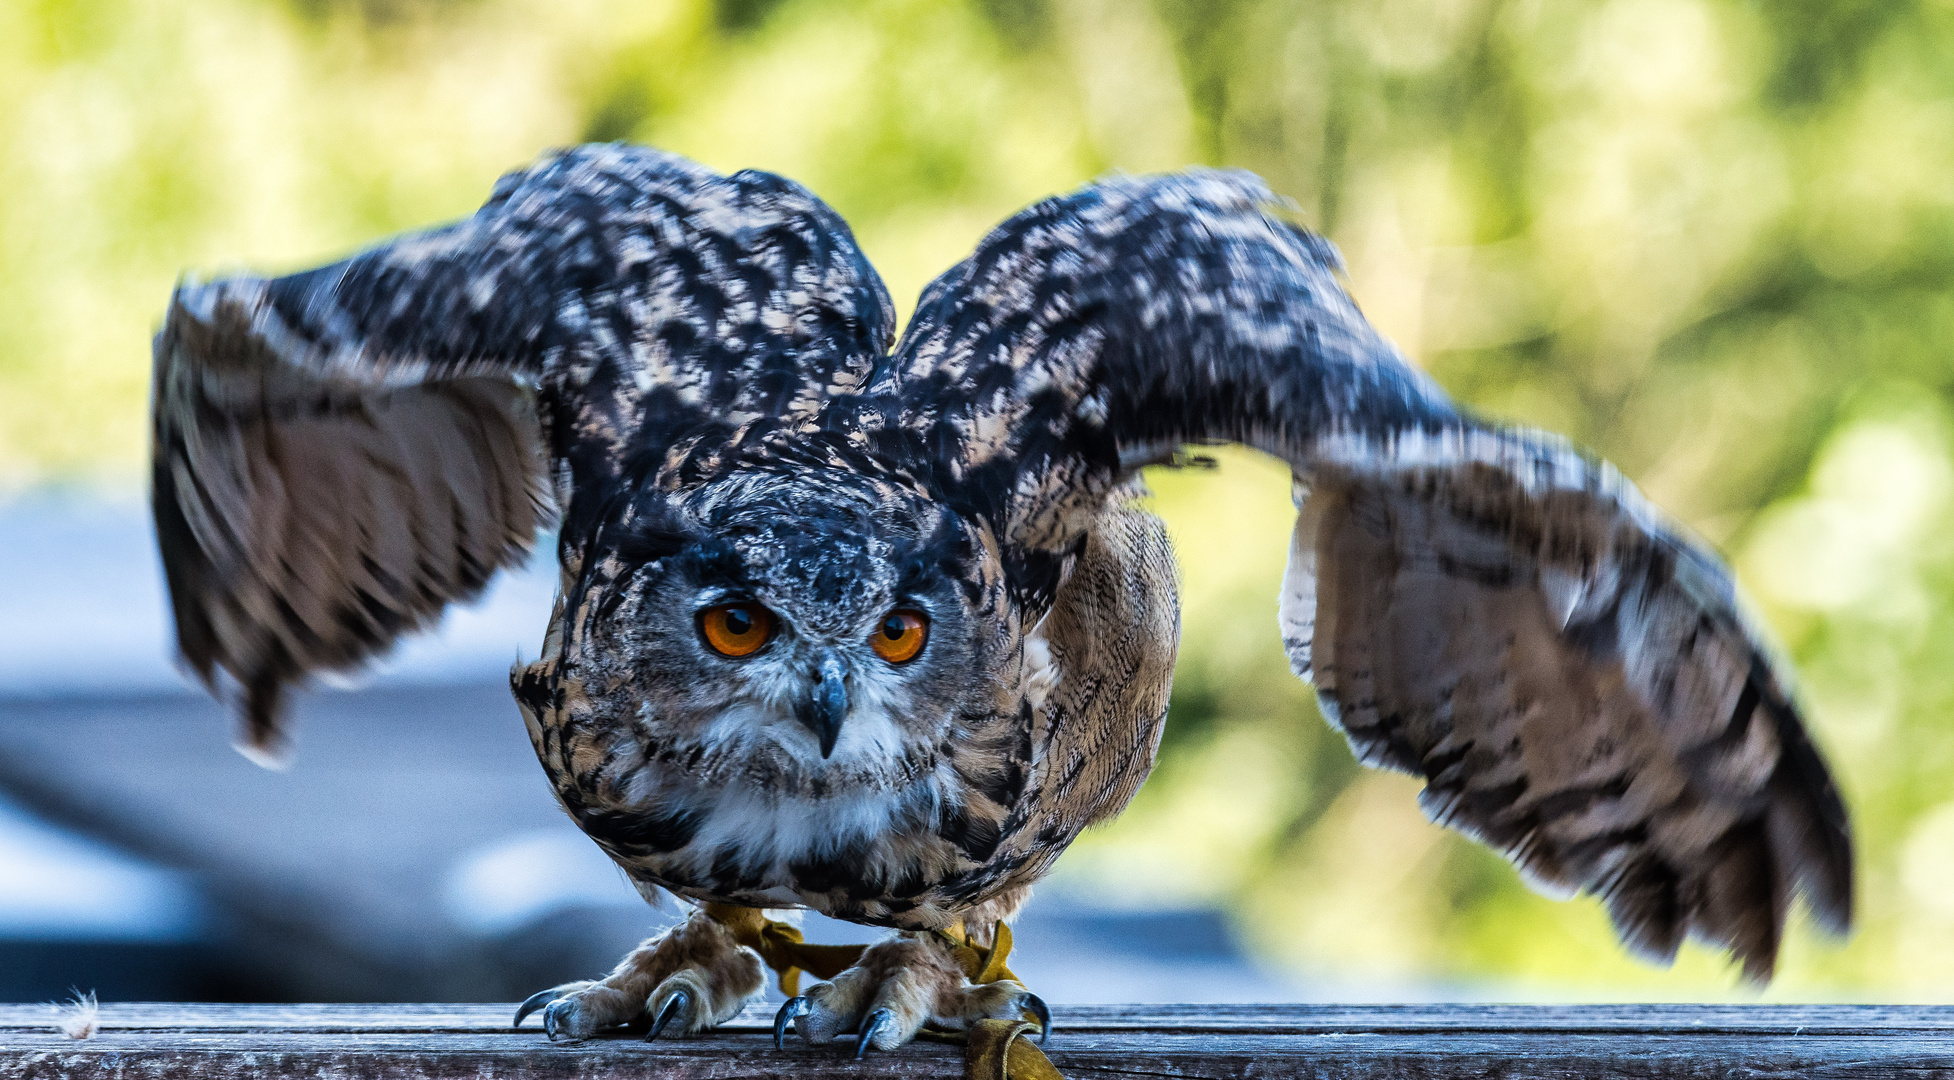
<box><xmin>154</xmin><ymin>145</ymin><xmax>894</xmax><ymax>763</ymax></box>
<box><xmin>875</xmin><ymin>170</ymin><xmax>1851</xmax><ymax>979</ymax></box>
<box><xmin>152</xmin><ymin>243</ymin><xmax>553</xmax><ymax>764</ymax></box>
<box><xmin>1285</xmin><ymin>430</ymin><xmax>1850</xmax><ymax>979</ymax></box>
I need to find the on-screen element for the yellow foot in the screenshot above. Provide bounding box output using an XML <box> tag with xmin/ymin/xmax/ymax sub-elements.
<box><xmin>773</xmin><ymin>930</ymin><xmax>1049</xmax><ymax>1058</ymax></box>
<box><xmin>512</xmin><ymin>905</ymin><xmax>765</xmax><ymax>1042</ymax></box>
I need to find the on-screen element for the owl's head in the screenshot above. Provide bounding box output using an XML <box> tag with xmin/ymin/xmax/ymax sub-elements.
<box><xmin>553</xmin><ymin>465</ymin><xmax>1005</xmax><ymax>798</ymax></box>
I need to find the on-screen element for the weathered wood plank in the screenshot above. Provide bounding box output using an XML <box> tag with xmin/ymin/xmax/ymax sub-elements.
<box><xmin>7</xmin><ymin>1002</ymin><xmax>1953</xmax><ymax>1033</ymax></box>
<box><xmin>6</xmin><ymin>1003</ymin><xmax>1954</xmax><ymax>1079</ymax></box>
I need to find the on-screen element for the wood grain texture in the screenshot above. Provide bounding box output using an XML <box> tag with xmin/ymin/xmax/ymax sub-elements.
<box><xmin>5</xmin><ymin>1003</ymin><xmax>1952</xmax><ymax>1078</ymax></box>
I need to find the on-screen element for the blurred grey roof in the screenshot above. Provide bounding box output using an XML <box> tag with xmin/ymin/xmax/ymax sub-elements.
<box><xmin>0</xmin><ymin>791</ymin><xmax>201</xmax><ymax>942</ymax></box>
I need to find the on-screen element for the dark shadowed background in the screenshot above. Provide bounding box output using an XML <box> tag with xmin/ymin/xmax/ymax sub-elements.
<box><xmin>1</xmin><ymin>0</ymin><xmax>1950</xmax><ymax>1004</ymax></box>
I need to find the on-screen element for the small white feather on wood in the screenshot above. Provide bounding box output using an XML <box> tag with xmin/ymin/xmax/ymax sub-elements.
<box><xmin>53</xmin><ymin>990</ymin><xmax>99</xmax><ymax>1040</ymax></box>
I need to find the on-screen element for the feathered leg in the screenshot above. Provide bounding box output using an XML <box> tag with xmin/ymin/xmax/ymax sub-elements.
<box><xmin>776</xmin><ymin>887</ymin><xmax>1047</xmax><ymax>1057</ymax></box>
<box><xmin>514</xmin><ymin>904</ymin><xmax>766</xmax><ymax>1042</ymax></box>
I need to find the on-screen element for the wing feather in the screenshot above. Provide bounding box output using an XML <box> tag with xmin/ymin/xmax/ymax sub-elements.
<box><xmin>154</xmin><ymin>144</ymin><xmax>894</xmax><ymax>761</ymax></box>
<box><xmin>153</xmin><ymin>287</ymin><xmax>550</xmax><ymax>761</ymax></box>
<box><xmin>1291</xmin><ymin>439</ymin><xmax>1852</xmax><ymax>981</ymax></box>
<box><xmin>1285</xmin><ymin>433</ymin><xmax>1850</xmax><ymax>977</ymax></box>
<box><xmin>877</xmin><ymin>169</ymin><xmax>1852</xmax><ymax>978</ymax></box>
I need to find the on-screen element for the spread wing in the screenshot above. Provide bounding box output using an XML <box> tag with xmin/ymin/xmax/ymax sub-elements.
<box><xmin>866</xmin><ymin>170</ymin><xmax>1850</xmax><ymax>980</ymax></box>
<box><xmin>154</xmin><ymin>144</ymin><xmax>892</xmax><ymax>761</ymax></box>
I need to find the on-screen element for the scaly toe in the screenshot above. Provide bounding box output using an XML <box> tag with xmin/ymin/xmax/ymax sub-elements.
<box><xmin>541</xmin><ymin>997</ymin><xmax>592</xmax><ymax>1042</ymax></box>
<box><xmin>797</xmin><ymin>980</ymin><xmax>865</xmax><ymax>1045</ymax></box>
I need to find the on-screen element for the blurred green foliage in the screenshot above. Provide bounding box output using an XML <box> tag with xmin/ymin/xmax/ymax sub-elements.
<box><xmin>6</xmin><ymin>0</ymin><xmax>1954</xmax><ymax>998</ymax></box>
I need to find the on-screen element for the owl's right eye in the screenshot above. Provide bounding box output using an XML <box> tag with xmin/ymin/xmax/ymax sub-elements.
<box><xmin>698</xmin><ymin>603</ymin><xmax>776</xmax><ymax>658</ymax></box>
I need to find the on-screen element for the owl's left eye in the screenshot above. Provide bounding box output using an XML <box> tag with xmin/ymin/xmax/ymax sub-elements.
<box><xmin>698</xmin><ymin>603</ymin><xmax>776</xmax><ymax>658</ymax></box>
<box><xmin>870</xmin><ymin>610</ymin><xmax>928</xmax><ymax>664</ymax></box>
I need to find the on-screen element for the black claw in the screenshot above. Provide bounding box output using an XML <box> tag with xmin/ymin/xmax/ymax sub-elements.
<box><xmin>855</xmin><ymin>1008</ymin><xmax>894</xmax><ymax>1060</ymax></box>
<box><xmin>774</xmin><ymin>997</ymin><xmax>810</xmax><ymax>1050</ymax></box>
<box><xmin>543</xmin><ymin>1004</ymin><xmax>560</xmax><ymax>1042</ymax></box>
<box><xmin>645</xmin><ymin>990</ymin><xmax>690</xmax><ymax>1043</ymax></box>
<box><xmin>514</xmin><ymin>988</ymin><xmax>562</xmax><ymax>1029</ymax></box>
<box><xmin>1022</xmin><ymin>994</ymin><xmax>1052</xmax><ymax>1045</ymax></box>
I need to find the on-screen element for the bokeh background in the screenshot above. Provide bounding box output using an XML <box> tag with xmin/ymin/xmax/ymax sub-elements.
<box><xmin>3</xmin><ymin>0</ymin><xmax>1952</xmax><ymax>1003</ymax></box>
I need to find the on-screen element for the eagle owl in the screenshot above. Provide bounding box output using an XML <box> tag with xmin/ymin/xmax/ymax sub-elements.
<box><xmin>152</xmin><ymin>144</ymin><xmax>1851</xmax><ymax>1052</ymax></box>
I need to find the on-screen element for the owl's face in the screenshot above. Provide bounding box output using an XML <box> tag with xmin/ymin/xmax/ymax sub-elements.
<box><xmin>530</xmin><ymin>462</ymin><xmax>1034</xmax><ymax>911</ymax></box>
<box><xmin>563</xmin><ymin>467</ymin><xmax>1000</xmax><ymax>803</ymax></box>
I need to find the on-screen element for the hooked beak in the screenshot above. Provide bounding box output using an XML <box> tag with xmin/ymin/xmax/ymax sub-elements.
<box><xmin>801</xmin><ymin>653</ymin><xmax>849</xmax><ymax>759</ymax></box>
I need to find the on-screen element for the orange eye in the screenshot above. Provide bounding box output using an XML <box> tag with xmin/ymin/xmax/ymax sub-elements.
<box><xmin>698</xmin><ymin>603</ymin><xmax>775</xmax><ymax>658</ymax></box>
<box><xmin>870</xmin><ymin>610</ymin><xmax>928</xmax><ymax>664</ymax></box>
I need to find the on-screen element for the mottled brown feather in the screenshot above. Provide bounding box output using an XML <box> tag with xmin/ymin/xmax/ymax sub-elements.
<box><xmin>152</xmin><ymin>285</ymin><xmax>549</xmax><ymax>761</ymax></box>
<box><xmin>1279</xmin><ymin>432</ymin><xmax>1850</xmax><ymax>979</ymax></box>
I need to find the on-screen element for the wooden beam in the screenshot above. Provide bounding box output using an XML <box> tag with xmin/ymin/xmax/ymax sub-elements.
<box><xmin>6</xmin><ymin>1002</ymin><xmax>1953</xmax><ymax>1078</ymax></box>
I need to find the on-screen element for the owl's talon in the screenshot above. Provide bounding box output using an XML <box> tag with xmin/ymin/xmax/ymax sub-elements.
<box><xmin>855</xmin><ymin>1009</ymin><xmax>894</xmax><ymax>1060</ymax></box>
<box><xmin>644</xmin><ymin>990</ymin><xmax>689</xmax><ymax>1043</ymax></box>
<box><xmin>774</xmin><ymin>996</ymin><xmax>811</xmax><ymax>1050</ymax></box>
<box><xmin>514</xmin><ymin>987</ymin><xmax>563</xmax><ymax>1029</ymax></box>
<box><xmin>1022</xmin><ymin>993</ymin><xmax>1051</xmax><ymax>1045</ymax></box>
<box><xmin>790</xmin><ymin>925</ymin><xmax>1046</xmax><ymax>1053</ymax></box>
<box><xmin>514</xmin><ymin>910</ymin><xmax>764</xmax><ymax>1044</ymax></box>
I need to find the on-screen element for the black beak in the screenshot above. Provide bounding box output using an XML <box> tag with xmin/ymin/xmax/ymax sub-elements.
<box><xmin>803</xmin><ymin>653</ymin><xmax>849</xmax><ymax>758</ymax></box>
